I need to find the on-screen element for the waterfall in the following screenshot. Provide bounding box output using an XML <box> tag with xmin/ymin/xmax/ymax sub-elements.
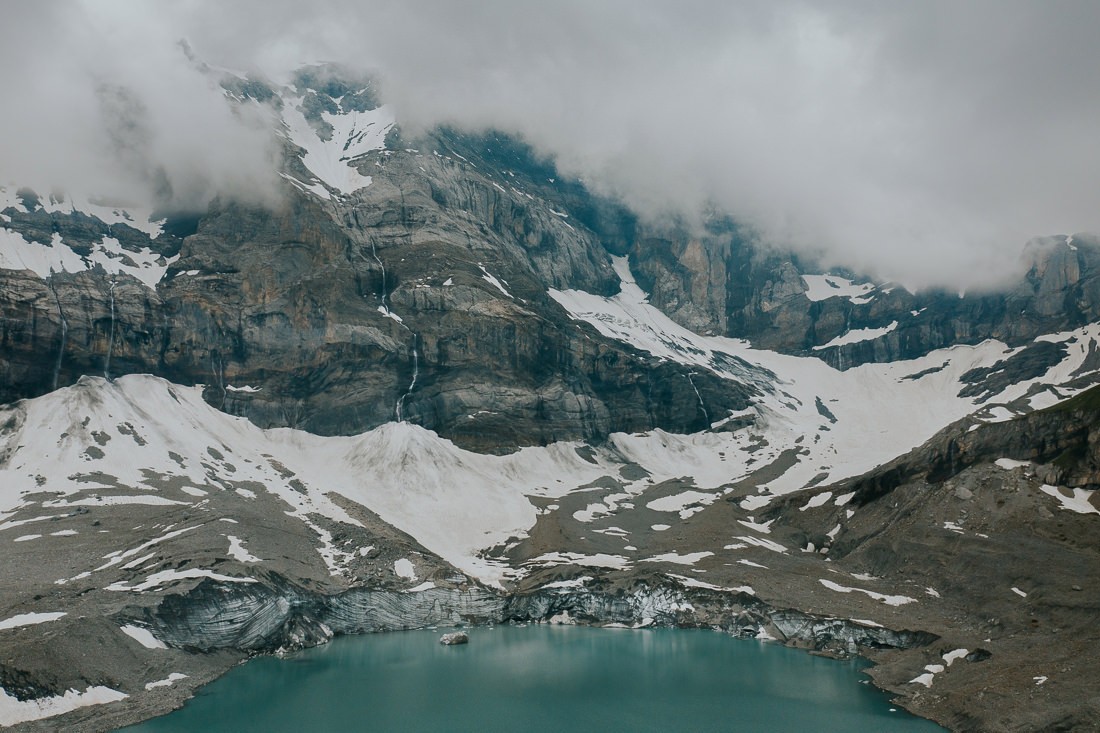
<box><xmin>358</xmin><ymin>238</ymin><xmax>420</xmax><ymax>422</ymax></box>
<box><xmin>369</xmin><ymin>238</ymin><xmax>389</xmax><ymax>311</ymax></box>
<box><xmin>395</xmin><ymin>335</ymin><xmax>419</xmax><ymax>422</ymax></box>
<box><xmin>687</xmin><ymin>372</ymin><xmax>709</xmax><ymax>426</ymax></box>
<box><xmin>104</xmin><ymin>281</ymin><xmax>117</xmax><ymax>380</ymax></box>
<box><xmin>48</xmin><ymin>283</ymin><xmax>68</xmax><ymax>391</ymax></box>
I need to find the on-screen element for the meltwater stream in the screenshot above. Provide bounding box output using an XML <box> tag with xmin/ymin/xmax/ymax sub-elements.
<box><xmin>124</xmin><ymin>626</ymin><xmax>945</xmax><ymax>733</ymax></box>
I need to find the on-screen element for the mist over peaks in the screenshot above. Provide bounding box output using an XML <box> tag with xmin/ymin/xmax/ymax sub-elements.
<box><xmin>4</xmin><ymin>1</ymin><xmax>1100</xmax><ymax>289</ymax></box>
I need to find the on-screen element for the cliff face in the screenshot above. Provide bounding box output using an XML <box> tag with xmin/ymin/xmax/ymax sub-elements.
<box><xmin>0</xmin><ymin>115</ymin><xmax>753</xmax><ymax>451</ymax></box>
<box><xmin>626</xmin><ymin>223</ymin><xmax>1100</xmax><ymax>369</ymax></box>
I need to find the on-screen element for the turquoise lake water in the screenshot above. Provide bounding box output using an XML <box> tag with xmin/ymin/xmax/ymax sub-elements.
<box><xmin>123</xmin><ymin>625</ymin><xmax>946</xmax><ymax>732</ymax></box>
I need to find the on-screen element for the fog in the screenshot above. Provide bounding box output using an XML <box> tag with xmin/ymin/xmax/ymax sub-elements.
<box><xmin>4</xmin><ymin>1</ymin><xmax>1099</xmax><ymax>287</ymax></box>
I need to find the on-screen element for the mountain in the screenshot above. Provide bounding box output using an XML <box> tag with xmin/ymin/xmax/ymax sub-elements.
<box><xmin>0</xmin><ymin>66</ymin><xmax>1097</xmax><ymax>732</ymax></box>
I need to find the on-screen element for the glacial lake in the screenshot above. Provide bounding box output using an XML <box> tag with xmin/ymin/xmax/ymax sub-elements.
<box><xmin>123</xmin><ymin>625</ymin><xmax>946</xmax><ymax>732</ymax></box>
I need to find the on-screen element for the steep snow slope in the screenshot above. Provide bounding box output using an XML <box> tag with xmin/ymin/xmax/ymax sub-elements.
<box><xmin>550</xmin><ymin>257</ymin><xmax>1100</xmax><ymax>503</ymax></box>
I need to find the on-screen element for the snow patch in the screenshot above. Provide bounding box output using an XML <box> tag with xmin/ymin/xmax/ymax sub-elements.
<box><xmin>819</xmin><ymin>579</ymin><xmax>916</xmax><ymax>606</ymax></box>
<box><xmin>1040</xmin><ymin>484</ymin><xmax>1099</xmax><ymax>515</ymax></box>
<box><xmin>144</xmin><ymin>673</ymin><xmax>187</xmax><ymax>691</ymax></box>
<box><xmin>281</xmin><ymin>99</ymin><xmax>395</xmax><ymax>194</ymax></box>
<box><xmin>641</xmin><ymin>551</ymin><xmax>714</xmax><ymax>566</ymax></box>
<box><xmin>226</xmin><ymin>535</ymin><xmax>262</xmax><ymax>563</ymax></box>
<box><xmin>119</xmin><ymin>624</ymin><xmax>167</xmax><ymax>650</ymax></box>
<box><xmin>812</xmin><ymin>322</ymin><xmax>898</xmax><ymax>350</ymax></box>
<box><xmin>478</xmin><ymin>264</ymin><xmax>513</xmax><ymax>298</ymax></box>
<box><xmin>0</xmin><ymin>686</ymin><xmax>127</xmax><ymax>727</ymax></box>
<box><xmin>801</xmin><ymin>275</ymin><xmax>875</xmax><ymax>302</ymax></box>
<box><xmin>393</xmin><ymin>558</ymin><xmax>417</xmax><ymax>580</ymax></box>
<box><xmin>0</xmin><ymin>612</ymin><xmax>66</xmax><ymax>631</ymax></box>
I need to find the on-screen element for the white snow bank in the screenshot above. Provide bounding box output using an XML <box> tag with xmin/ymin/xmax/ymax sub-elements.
<box><xmin>641</xmin><ymin>551</ymin><xmax>714</xmax><ymax>566</ymax></box>
<box><xmin>107</xmin><ymin>568</ymin><xmax>256</xmax><ymax>593</ymax></box>
<box><xmin>393</xmin><ymin>558</ymin><xmax>417</xmax><ymax>580</ymax></box>
<box><xmin>0</xmin><ymin>612</ymin><xmax>66</xmax><ymax>631</ymax></box>
<box><xmin>819</xmin><ymin>579</ymin><xmax>916</xmax><ymax>606</ymax></box>
<box><xmin>144</xmin><ymin>673</ymin><xmax>187</xmax><ymax>691</ymax></box>
<box><xmin>1040</xmin><ymin>484</ymin><xmax>1099</xmax><ymax>515</ymax></box>
<box><xmin>812</xmin><ymin>322</ymin><xmax>897</xmax><ymax>350</ymax></box>
<box><xmin>0</xmin><ymin>685</ymin><xmax>127</xmax><ymax>727</ymax></box>
<box><xmin>119</xmin><ymin>624</ymin><xmax>167</xmax><ymax>650</ymax></box>
<box><xmin>281</xmin><ymin>99</ymin><xmax>394</xmax><ymax>195</ymax></box>
<box><xmin>801</xmin><ymin>275</ymin><xmax>876</xmax><ymax>302</ymax></box>
<box><xmin>226</xmin><ymin>535</ymin><xmax>262</xmax><ymax>563</ymax></box>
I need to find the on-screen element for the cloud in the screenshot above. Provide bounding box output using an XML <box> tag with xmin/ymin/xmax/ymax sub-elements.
<box><xmin>0</xmin><ymin>0</ymin><xmax>280</xmax><ymax>213</ymax></box>
<box><xmin>5</xmin><ymin>1</ymin><xmax>1100</xmax><ymax>288</ymax></box>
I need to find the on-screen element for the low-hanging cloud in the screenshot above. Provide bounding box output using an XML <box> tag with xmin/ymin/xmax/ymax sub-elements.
<box><xmin>5</xmin><ymin>1</ymin><xmax>1100</xmax><ymax>288</ymax></box>
<box><xmin>0</xmin><ymin>1</ymin><xmax>280</xmax><ymax>213</ymax></box>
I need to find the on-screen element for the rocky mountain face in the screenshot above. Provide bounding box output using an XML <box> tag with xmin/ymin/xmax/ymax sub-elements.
<box><xmin>1</xmin><ymin>65</ymin><xmax>1099</xmax><ymax>733</ymax></box>
<box><xmin>0</xmin><ymin>98</ymin><xmax>750</xmax><ymax>452</ymax></box>
<box><xmin>625</xmin><ymin>221</ymin><xmax>1100</xmax><ymax>370</ymax></box>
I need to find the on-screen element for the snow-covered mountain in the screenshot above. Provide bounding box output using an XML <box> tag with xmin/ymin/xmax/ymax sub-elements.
<box><xmin>1</xmin><ymin>66</ymin><xmax>1098</xmax><ymax>732</ymax></box>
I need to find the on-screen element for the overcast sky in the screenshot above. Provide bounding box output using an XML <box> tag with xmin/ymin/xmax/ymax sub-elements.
<box><xmin>3</xmin><ymin>1</ymin><xmax>1099</xmax><ymax>288</ymax></box>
